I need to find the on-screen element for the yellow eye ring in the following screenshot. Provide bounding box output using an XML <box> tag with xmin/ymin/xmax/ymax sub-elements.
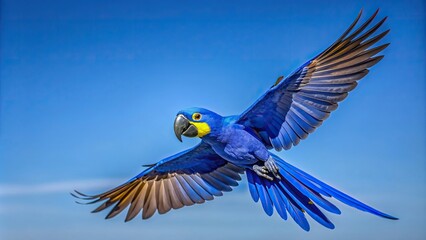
<box><xmin>192</xmin><ymin>113</ymin><xmax>202</xmax><ymax>121</ymax></box>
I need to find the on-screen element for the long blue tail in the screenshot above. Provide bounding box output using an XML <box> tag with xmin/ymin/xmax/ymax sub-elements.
<box><xmin>246</xmin><ymin>154</ymin><xmax>397</xmax><ymax>231</ymax></box>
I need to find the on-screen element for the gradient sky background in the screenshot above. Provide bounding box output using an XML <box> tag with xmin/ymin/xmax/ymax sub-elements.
<box><xmin>1</xmin><ymin>0</ymin><xmax>425</xmax><ymax>239</ymax></box>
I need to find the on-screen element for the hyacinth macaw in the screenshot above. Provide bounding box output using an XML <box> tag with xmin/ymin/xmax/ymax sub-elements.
<box><xmin>74</xmin><ymin>10</ymin><xmax>397</xmax><ymax>231</ymax></box>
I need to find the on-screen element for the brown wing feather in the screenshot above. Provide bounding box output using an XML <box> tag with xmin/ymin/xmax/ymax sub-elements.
<box><xmin>73</xmin><ymin>163</ymin><xmax>244</xmax><ymax>220</ymax></box>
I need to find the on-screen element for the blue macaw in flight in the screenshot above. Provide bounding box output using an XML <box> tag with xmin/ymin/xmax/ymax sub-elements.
<box><xmin>74</xmin><ymin>10</ymin><xmax>397</xmax><ymax>231</ymax></box>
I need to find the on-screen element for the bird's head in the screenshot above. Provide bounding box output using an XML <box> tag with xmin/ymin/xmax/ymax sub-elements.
<box><xmin>174</xmin><ymin>107</ymin><xmax>222</xmax><ymax>142</ymax></box>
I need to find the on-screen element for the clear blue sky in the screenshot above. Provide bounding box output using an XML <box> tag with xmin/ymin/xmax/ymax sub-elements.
<box><xmin>1</xmin><ymin>0</ymin><xmax>425</xmax><ymax>239</ymax></box>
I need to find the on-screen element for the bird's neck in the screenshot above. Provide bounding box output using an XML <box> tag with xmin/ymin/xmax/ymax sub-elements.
<box><xmin>201</xmin><ymin>115</ymin><xmax>237</xmax><ymax>144</ymax></box>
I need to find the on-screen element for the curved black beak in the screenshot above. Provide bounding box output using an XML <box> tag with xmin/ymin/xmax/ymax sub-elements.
<box><xmin>174</xmin><ymin>114</ymin><xmax>198</xmax><ymax>142</ymax></box>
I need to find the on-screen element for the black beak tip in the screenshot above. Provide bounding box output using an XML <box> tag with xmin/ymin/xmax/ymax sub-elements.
<box><xmin>176</xmin><ymin>135</ymin><xmax>183</xmax><ymax>142</ymax></box>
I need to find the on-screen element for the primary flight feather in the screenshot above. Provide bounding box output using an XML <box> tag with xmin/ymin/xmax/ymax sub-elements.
<box><xmin>73</xmin><ymin>9</ymin><xmax>397</xmax><ymax>231</ymax></box>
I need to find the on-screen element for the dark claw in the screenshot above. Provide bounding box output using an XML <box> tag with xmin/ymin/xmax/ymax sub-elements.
<box><xmin>253</xmin><ymin>164</ymin><xmax>276</xmax><ymax>181</ymax></box>
<box><xmin>265</xmin><ymin>157</ymin><xmax>281</xmax><ymax>179</ymax></box>
<box><xmin>253</xmin><ymin>165</ymin><xmax>273</xmax><ymax>180</ymax></box>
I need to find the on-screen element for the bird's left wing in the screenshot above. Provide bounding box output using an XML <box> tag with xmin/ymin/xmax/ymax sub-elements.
<box><xmin>237</xmin><ymin>10</ymin><xmax>389</xmax><ymax>151</ymax></box>
<box><xmin>73</xmin><ymin>142</ymin><xmax>244</xmax><ymax>220</ymax></box>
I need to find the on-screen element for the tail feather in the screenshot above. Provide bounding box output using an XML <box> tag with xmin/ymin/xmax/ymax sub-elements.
<box><xmin>267</xmin><ymin>182</ymin><xmax>288</xmax><ymax>220</ymax></box>
<box><xmin>275</xmin><ymin>179</ymin><xmax>310</xmax><ymax>231</ymax></box>
<box><xmin>278</xmin><ymin>176</ymin><xmax>335</xmax><ymax>229</ymax></box>
<box><xmin>254</xmin><ymin>174</ymin><xmax>273</xmax><ymax>216</ymax></box>
<box><xmin>280</xmin><ymin>159</ymin><xmax>398</xmax><ymax>220</ymax></box>
<box><xmin>246</xmin><ymin>154</ymin><xmax>397</xmax><ymax>231</ymax></box>
<box><xmin>248</xmin><ymin>170</ymin><xmax>310</xmax><ymax>230</ymax></box>
<box><xmin>246</xmin><ymin>170</ymin><xmax>260</xmax><ymax>202</ymax></box>
<box><xmin>278</xmin><ymin>166</ymin><xmax>341</xmax><ymax>214</ymax></box>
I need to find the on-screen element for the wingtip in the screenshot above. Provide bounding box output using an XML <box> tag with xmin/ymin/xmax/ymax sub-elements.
<box><xmin>374</xmin><ymin>8</ymin><xmax>380</xmax><ymax>16</ymax></box>
<box><xmin>357</xmin><ymin>8</ymin><xmax>363</xmax><ymax>19</ymax></box>
<box><xmin>375</xmin><ymin>55</ymin><xmax>385</xmax><ymax>61</ymax></box>
<box><xmin>358</xmin><ymin>8</ymin><xmax>381</xmax><ymax>21</ymax></box>
<box><xmin>70</xmin><ymin>192</ymin><xmax>83</xmax><ymax>200</ymax></box>
<box><xmin>70</xmin><ymin>190</ymin><xmax>84</xmax><ymax>199</ymax></box>
<box><xmin>71</xmin><ymin>189</ymin><xmax>97</xmax><ymax>200</ymax></box>
<box><xmin>382</xmin><ymin>42</ymin><xmax>391</xmax><ymax>49</ymax></box>
<box><xmin>73</xmin><ymin>189</ymin><xmax>87</xmax><ymax>197</ymax></box>
<box><xmin>368</xmin><ymin>8</ymin><xmax>380</xmax><ymax>20</ymax></box>
<box><xmin>383</xmin><ymin>214</ymin><xmax>399</xmax><ymax>220</ymax></box>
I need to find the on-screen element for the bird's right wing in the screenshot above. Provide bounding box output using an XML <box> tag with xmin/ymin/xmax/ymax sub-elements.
<box><xmin>237</xmin><ymin>10</ymin><xmax>389</xmax><ymax>151</ymax></box>
<box><xmin>73</xmin><ymin>142</ymin><xmax>244</xmax><ymax>221</ymax></box>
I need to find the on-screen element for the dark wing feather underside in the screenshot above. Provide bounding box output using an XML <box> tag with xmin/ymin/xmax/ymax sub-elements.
<box><xmin>73</xmin><ymin>143</ymin><xmax>244</xmax><ymax>221</ymax></box>
<box><xmin>238</xmin><ymin>10</ymin><xmax>389</xmax><ymax>151</ymax></box>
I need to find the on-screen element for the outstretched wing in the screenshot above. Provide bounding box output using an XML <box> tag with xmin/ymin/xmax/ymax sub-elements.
<box><xmin>73</xmin><ymin>142</ymin><xmax>244</xmax><ymax>221</ymax></box>
<box><xmin>237</xmin><ymin>10</ymin><xmax>389</xmax><ymax>151</ymax></box>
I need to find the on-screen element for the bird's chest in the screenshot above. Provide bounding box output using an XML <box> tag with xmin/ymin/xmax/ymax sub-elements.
<box><xmin>206</xmin><ymin>128</ymin><xmax>268</xmax><ymax>166</ymax></box>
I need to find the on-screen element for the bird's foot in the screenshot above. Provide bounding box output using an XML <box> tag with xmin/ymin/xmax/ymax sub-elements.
<box><xmin>253</xmin><ymin>157</ymin><xmax>281</xmax><ymax>181</ymax></box>
<box><xmin>253</xmin><ymin>165</ymin><xmax>273</xmax><ymax>181</ymax></box>
<box><xmin>265</xmin><ymin>157</ymin><xmax>281</xmax><ymax>179</ymax></box>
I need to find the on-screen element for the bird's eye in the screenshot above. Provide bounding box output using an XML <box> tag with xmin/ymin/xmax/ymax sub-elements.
<box><xmin>192</xmin><ymin>113</ymin><xmax>202</xmax><ymax>121</ymax></box>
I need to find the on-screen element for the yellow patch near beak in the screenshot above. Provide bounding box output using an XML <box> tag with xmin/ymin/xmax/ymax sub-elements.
<box><xmin>189</xmin><ymin>121</ymin><xmax>211</xmax><ymax>138</ymax></box>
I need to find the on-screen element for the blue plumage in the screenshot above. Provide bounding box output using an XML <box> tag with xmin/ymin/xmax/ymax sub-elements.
<box><xmin>73</xmin><ymin>10</ymin><xmax>397</xmax><ymax>230</ymax></box>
